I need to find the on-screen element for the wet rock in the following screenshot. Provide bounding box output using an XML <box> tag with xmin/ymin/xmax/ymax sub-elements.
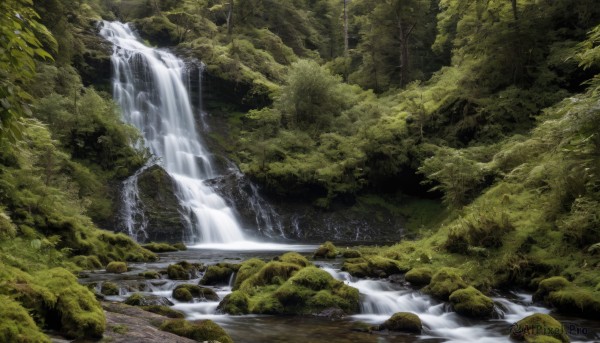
<box><xmin>101</xmin><ymin>282</ymin><xmax>120</xmax><ymax>296</ymax></box>
<box><xmin>509</xmin><ymin>313</ymin><xmax>569</xmax><ymax>342</ymax></box>
<box><xmin>449</xmin><ymin>286</ymin><xmax>494</xmax><ymax>318</ymax></box>
<box><xmin>424</xmin><ymin>267</ymin><xmax>468</xmax><ymax>301</ymax></box>
<box><xmin>533</xmin><ymin>277</ymin><xmax>600</xmax><ymax>318</ymax></box>
<box><xmin>106</xmin><ymin>262</ymin><xmax>128</xmax><ymax>274</ymax></box>
<box><xmin>160</xmin><ymin>319</ymin><xmax>233</xmax><ymax>343</ymax></box>
<box><xmin>199</xmin><ymin>263</ymin><xmax>239</xmax><ymax>285</ymax></box>
<box><xmin>380</xmin><ymin>312</ymin><xmax>422</xmax><ymax>333</ymax></box>
<box><xmin>405</xmin><ymin>267</ymin><xmax>433</xmax><ymax>287</ymax></box>
<box><xmin>173</xmin><ymin>284</ymin><xmax>219</xmax><ymax>302</ymax></box>
<box><xmin>167</xmin><ymin>261</ymin><xmax>203</xmax><ymax>280</ymax></box>
<box><xmin>314</xmin><ymin>241</ymin><xmax>338</xmax><ymax>259</ymax></box>
<box><xmin>316</xmin><ymin>307</ymin><xmax>345</xmax><ymax>319</ymax></box>
<box><xmin>124</xmin><ymin>294</ymin><xmax>174</xmax><ymax>307</ymax></box>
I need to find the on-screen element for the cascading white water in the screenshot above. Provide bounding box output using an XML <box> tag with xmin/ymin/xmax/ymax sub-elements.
<box><xmin>100</xmin><ymin>21</ymin><xmax>245</xmax><ymax>243</ymax></box>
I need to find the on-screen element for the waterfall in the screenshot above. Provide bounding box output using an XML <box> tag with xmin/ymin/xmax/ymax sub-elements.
<box><xmin>100</xmin><ymin>21</ymin><xmax>245</xmax><ymax>243</ymax></box>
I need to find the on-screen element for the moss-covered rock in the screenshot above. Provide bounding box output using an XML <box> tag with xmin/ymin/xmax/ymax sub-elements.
<box><xmin>167</xmin><ymin>261</ymin><xmax>203</xmax><ymax>280</ymax></box>
<box><xmin>314</xmin><ymin>241</ymin><xmax>338</xmax><ymax>259</ymax></box>
<box><xmin>199</xmin><ymin>263</ymin><xmax>239</xmax><ymax>285</ymax></box>
<box><xmin>106</xmin><ymin>261</ymin><xmax>127</xmax><ymax>274</ymax></box>
<box><xmin>533</xmin><ymin>277</ymin><xmax>600</xmax><ymax>318</ymax></box>
<box><xmin>142</xmin><ymin>242</ymin><xmax>180</xmax><ymax>253</ymax></box>
<box><xmin>342</xmin><ymin>249</ymin><xmax>362</xmax><ymax>258</ymax></box>
<box><xmin>277</xmin><ymin>252</ymin><xmax>311</xmax><ymax>267</ymax></box>
<box><xmin>0</xmin><ymin>295</ymin><xmax>50</xmax><ymax>343</ymax></box>
<box><xmin>449</xmin><ymin>286</ymin><xmax>494</xmax><ymax>318</ymax></box>
<box><xmin>509</xmin><ymin>313</ymin><xmax>569</xmax><ymax>342</ymax></box>
<box><xmin>100</xmin><ymin>282</ymin><xmax>120</xmax><ymax>296</ymax></box>
<box><xmin>405</xmin><ymin>267</ymin><xmax>433</xmax><ymax>286</ymax></box>
<box><xmin>71</xmin><ymin>255</ymin><xmax>103</xmax><ymax>270</ymax></box>
<box><xmin>124</xmin><ymin>293</ymin><xmax>173</xmax><ymax>307</ymax></box>
<box><xmin>172</xmin><ymin>243</ymin><xmax>187</xmax><ymax>251</ymax></box>
<box><xmin>425</xmin><ymin>268</ymin><xmax>468</xmax><ymax>300</ymax></box>
<box><xmin>139</xmin><ymin>270</ymin><xmax>161</xmax><ymax>279</ymax></box>
<box><xmin>173</xmin><ymin>284</ymin><xmax>219</xmax><ymax>302</ymax></box>
<box><xmin>173</xmin><ymin>287</ymin><xmax>193</xmax><ymax>302</ymax></box>
<box><xmin>380</xmin><ymin>312</ymin><xmax>422</xmax><ymax>333</ymax></box>
<box><xmin>218</xmin><ymin>291</ymin><xmax>250</xmax><ymax>315</ymax></box>
<box><xmin>140</xmin><ymin>305</ymin><xmax>185</xmax><ymax>318</ymax></box>
<box><xmin>159</xmin><ymin>319</ymin><xmax>233</xmax><ymax>343</ymax></box>
<box><xmin>233</xmin><ymin>258</ymin><xmax>266</xmax><ymax>290</ymax></box>
<box><xmin>342</xmin><ymin>256</ymin><xmax>405</xmax><ymax>278</ymax></box>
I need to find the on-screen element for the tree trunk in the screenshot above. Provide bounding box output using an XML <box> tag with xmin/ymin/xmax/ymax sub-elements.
<box><xmin>343</xmin><ymin>0</ymin><xmax>349</xmax><ymax>81</ymax></box>
<box><xmin>226</xmin><ymin>0</ymin><xmax>234</xmax><ymax>35</ymax></box>
<box><xmin>511</xmin><ymin>0</ymin><xmax>518</xmax><ymax>20</ymax></box>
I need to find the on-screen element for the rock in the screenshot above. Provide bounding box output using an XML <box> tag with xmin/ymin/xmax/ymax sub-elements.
<box><xmin>449</xmin><ymin>286</ymin><xmax>494</xmax><ymax>318</ymax></box>
<box><xmin>106</xmin><ymin>262</ymin><xmax>128</xmax><ymax>274</ymax></box>
<box><xmin>199</xmin><ymin>263</ymin><xmax>239</xmax><ymax>285</ymax></box>
<box><xmin>139</xmin><ymin>270</ymin><xmax>161</xmax><ymax>279</ymax></box>
<box><xmin>232</xmin><ymin>258</ymin><xmax>266</xmax><ymax>290</ymax></box>
<box><xmin>424</xmin><ymin>267</ymin><xmax>468</xmax><ymax>300</ymax></box>
<box><xmin>316</xmin><ymin>307</ymin><xmax>345</xmax><ymax>319</ymax></box>
<box><xmin>159</xmin><ymin>319</ymin><xmax>233</xmax><ymax>343</ymax></box>
<box><xmin>342</xmin><ymin>249</ymin><xmax>362</xmax><ymax>258</ymax></box>
<box><xmin>167</xmin><ymin>261</ymin><xmax>203</xmax><ymax>280</ymax></box>
<box><xmin>140</xmin><ymin>305</ymin><xmax>185</xmax><ymax>319</ymax></box>
<box><xmin>351</xmin><ymin>322</ymin><xmax>375</xmax><ymax>333</ymax></box>
<box><xmin>509</xmin><ymin>313</ymin><xmax>569</xmax><ymax>342</ymax></box>
<box><xmin>533</xmin><ymin>276</ymin><xmax>600</xmax><ymax>318</ymax></box>
<box><xmin>380</xmin><ymin>312</ymin><xmax>422</xmax><ymax>333</ymax></box>
<box><xmin>276</xmin><ymin>252</ymin><xmax>311</xmax><ymax>267</ymax></box>
<box><xmin>124</xmin><ymin>294</ymin><xmax>174</xmax><ymax>307</ymax></box>
<box><xmin>342</xmin><ymin>256</ymin><xmax>406</xmax><ymax>278</ymax></box>
<box><xmin>405</xmin><ymin>267</ymin><xmax>433</xmax><ymax>286</ymax></box>
<box><xmin>173</xmin><ymin>284</ymin><xmax>219</xmax><ymax>302</ymax></box>
<box><xmin>217</xmin><ymin>291</ymin><xmax>250</xmax><ymax>315</ymax></box>
<box><xmin>173</xmin><ymin>288</ymin><xmax>193</xmax><ymax>302</ymax></box>
<box><xmin>142</xmin><ymin>242</ymin><xmax>181</xmax><ymax>253</ymax></box>
<box><xmin>313</xmin><ymin>241</ymin><xmax>338</xmax><ymax>259</ymax></box>
<box><xmin>101</xmin><ymin>282</ymin><xmax>120</xmax><ymax>296</ymax></box>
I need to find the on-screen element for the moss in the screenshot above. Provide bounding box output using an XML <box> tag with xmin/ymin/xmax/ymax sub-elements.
<box><xmin>250</xmin><ymin>293</ymin><xmax>284</xmax><ymax>314</ymax></box>
<box><xmin>525</xmin><ymin>336</ymin><xmax>563</xmax><ymax>343</ymax></box>
<box><xmin>199</xmin><ymin>263</ymin><xmax>239</xmax><ymax>285</ymax></box>
<box><xmin>142</xmin><ymin>242</ymin><xmax>179</xmax><ymax>253</ymax></box>
<box><xmin>533</xmin><ymin>277</ymin><xmax>600</xmax><ymax>318</ymax></box>
<box><xmin>425</xmin><ymin>268</ymin><xmax>468</xmax><ymax>301</ymax></box>
<box><xmin>111</xmin><ymin>324</ymin><xmax>128</xmax><ymax>334</ymax></box>
<box><xmin>173</xmin><ymin>288</ymin><xmax>193</xmax><ymax>302</ymax></box>
<box><xmin>342</xmin><ymin>249</ymin><xmax>362</xmax><ymax>258</ymax></box>
<box><xmin>106</xmin><ymin>261</ymin><xmax>127</xmax><ymax>274</ymax></box>
<box><xmin>449</xmin><ymin>286</ymin><xmax>494</xmax><ymax>318</ymax></box>
<box><xmin>218</xmin><ymin>291</ymin><xmax>250</xmax><ymax>315</ymax></box>
<box><xmin>341</xmin><ymin>258</ymin><xmax>370</xmax><ymax>278</ymax></box>
<box><xmin>405</xmin><ymin>267</ymin><xmax>433</xmax><ymax>286</ymax></box>
<box><xmin>0</xmin><ymin>295</ymin><xmax>50</xmax><ymax>343</ymax></box>
<box><xmin>314</xmin><ymin>241</ymin><xmax>338</xmax><ymax>259</ymax></box>
<box><xmin>123</xmin><ymin>293</ymin><xmax>172</xmax><ymax>307</ymax></box>
<box><xmin>509</xmin><ymin>313</ymin><xmax>569</xmax><ymax>343</ymax></box>
<box><xmin>166</xmin><ymin>261</ymin><xmax>203</xmax><ymax>280</ymax></box>
<box><xmin>159</xmin><ymin>319</ymin><xmax>233</xmax><ymax>343</ymax></box>
<box><xmin>35</xmin><ymin>268</ymin><xmax>105</xmax><ymax>339</ymax></box>
<box><xmin>532</xmin><ymin>277</ymin><xmax>570</xmax><ymax>302</ymax></box>
<box><xmin>277</xmin><ymin>252</ymin><xmax>310</xmax><ymax>267</ymax></box>
<box><xmin>71</xmin><ymin>255</ymin><xmax>102</xmax><ymax>270</ymax></box>
<box><xmin>342</xmin><ymin>256</ymin><xmax>405</xmax><ymax>278</ymax></box>
<box><xmin>233</xmin><ymin>258</ymin><xmax>266</xmax><ymax>290</ymax></box>
<box><xmin>139</xmin><ymin>270</ymin><xmax>161</xmax><ymax>279</ymax></box>
<box><xmin>172</xmin><ymin>243</ymin><xmax>187</xmax><ymax>251</ymax></box>
<box><xmin>381</xmin><ymin>312</ymin><xmax>422</xmax><ymax>333</ymax></box>
<box><xmin>173</xmin><ymin>284</ymin><xmax>219</xmax><ymax>301</ymax></box>
<box><xmin>100</xmin><ymin>282</ymin><xmax>120</xmax><ymax>296</ymax></box>
<box><xmin>288</xmin><ymin>266</ymin><xmax>330</xmax><ymax>290</ymax></box>
<box><xmin>242</xmin><ymin>262</ymin><xmax>301</xmax><ymax>288</ymax></box>
<box><xmin>140</xmin><ymin>306</ymin><xmax>185</xmax><ymax>318</ymax></box>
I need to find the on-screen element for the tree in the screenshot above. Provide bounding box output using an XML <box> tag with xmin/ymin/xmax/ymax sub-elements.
<box><xmin>0</xmin><ymin>0</ymin><xmax>54</xmax><ymax>143</ymax></box>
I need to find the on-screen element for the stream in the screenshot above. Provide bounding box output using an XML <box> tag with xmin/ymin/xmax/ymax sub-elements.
<box><xmin>81</xmin><ymin>246</ymin><xmax>600</xmax><ymax>343</ymax></box>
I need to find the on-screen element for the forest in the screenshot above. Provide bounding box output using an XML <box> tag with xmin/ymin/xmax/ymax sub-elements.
<box><xmin>1</xmin><ymin>0</ymin><xmax>600</xmax><ymax>342</ymax></box>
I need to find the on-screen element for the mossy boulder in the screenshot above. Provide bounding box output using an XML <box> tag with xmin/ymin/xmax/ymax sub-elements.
<box><xmin>106</xmin><ymin>261</ymin><xmax>127</xmax><ymax>274</ymax></box>
<box><xmin>449</xmin><ymin>286</ymin><xmax>494</xmax><ymax>318</ymax></box>
<box><xmin>405</xmin><ymin>267</ymin><xmax>433</xmax><ymax>286</ymax></box>
<box><xmin>533</xmin><ymin>277</ymin><xmax>600</xmax><ymax>318</ymax></box>
<box><xmin>509</xmin><ymin>313</ymin><xmax>569</xmax><ymax>342</ymax></box>
<box><xmin>232</xmin><ymin>258</ymin><xmax>266</xmax><ymax>290</ymax></box>
<box><xmin>199</xmin><ymin>263</ymin><xmax>239</xmax><ymax>285</ymax></box>
<box><xmin>139</xmin><ymin>270</ymin><xmax>161</xmax><ymax>279</ymax></box>
<box><xmin>173</xmin><ymin>284</ymin><xmax>219</xmax><ymax>302</ymax></box>
<box><xmin>218</xmin><ymin>291</ymin><xmax>250</xmax><ymax>315</ymax></box>
<box><xmin>342</xmin><ymin>256</ymin><xmax>405</xmax><ymax>278</ymax></box>
<box><xmin>71</xmin><ymin>255</ymin><xmax>103</xmax><ymax>270</ymax></box>
<box><xmin>167</xmin><ymin>261</ymin><xmax>203</xmax><ymax>280</ymax></box>
<box><xmin>342</xmin><ymin>249</ymin><xmax>362</xmax><ymax>258</ymax></box>
<box><xmin>380</xmin><ymin>312</ymin><xmax>422</xmax><ymax>333</ymax></box>
<box><xmin>173</xmin><ymin>287</ymin><xmax>193</xmax><ymax>302</ymax></box>
<box><xmin>100</xmin><ymin>282</ymin><xmax>120</xmax><ymax>296</ymax></box>
<box><xmin>277</xmin><ymin>252</ymin><xmax>311</xmax><ymax>267</ymax></box>
<box><xmin>124</xmin><ymin>293</ymin><xmax>173</xmax><ymax>307</ymax></box>
<box><xmin>425</xmin><ymin>268</ymin><xmax>468</xmax><ymax>300</ymax></box>
<box><xmin>314</xmin><ymin>241</ymin><xmax>338</xmax><ymax>259</ymax></box>
<box><xmin>142</xmin><ymin>242</ymin><xmax>184</xmax><ymax>253</ymax></box>
<box><xmin>0</xmin><ymin>295</ymin><xmax>50</xmax><ymax>343</ymax></box>
<box><xmin>140</xmin><ymin>305</ymin><xmax>185</xmax><ymax>318</ymax></box>
<box><xmin>159</xmin><ymin>319</ymin><xmax>233</xmax><ymax>343</ymax></box>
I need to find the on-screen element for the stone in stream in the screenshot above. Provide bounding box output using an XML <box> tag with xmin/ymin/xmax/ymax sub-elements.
<box><xmin>124</xmin><ymin>293</ymin><xmax>174</xmax><ymax>307</ymax></box>
<box><xmin>199</xmin><ymin>263</ymin><xmax>239</xmax><ymax>285</ymax></box>
<box><xmin>449</xmin><ymin>286</ymin><xmax>495</xmax><ymax>318</ymax></box>
<box><xmin>379</xmin><ymin>312</ymin><xmax>422</xmax><ymax>333</ymax></box>
<box><xmin>404</xmin><ymin>267</ymin><xmax>433</xmax><ymax>287</ymax></box>
<box><xmin>101</xmin><ymin>282</ymin><xmax>120</xmax><ymax>296</ymax></box>
<box><xmin>172</xmin><ymin>284</ymin><xmax>219</xmax><ymax>302</ymax></box>
<box><xmin>509</xmin><ymin>313</ymin><xmax>569</xmax><ymax>342</ymax></box>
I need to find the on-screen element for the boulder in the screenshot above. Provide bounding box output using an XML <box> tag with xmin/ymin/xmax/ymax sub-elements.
<box><xmin>405</xmin><ymin>267</ymin><xmax>433</xmax><ymax>286</ymax></box>
<box><xmin>424</xmin><ymin>268</ymin><xmax>468</xmax><ymax>300</ymax></box>
<box><xmin>509</xmin><ymin>313</ymin><xmax>569</xmax><ymax>342</ymax></box>
<box><xmin>449</xmin><ymin>286</ymin><xmax>494</xmax><ymax>318</ymax></box>
<box><xmin>124</xmin><ymin>294</ymin><xmax>174</xmax><ymax>307</ymax></box>
<box><xmin>380</xmin><ymin>312</ymin><xmax>422</xmax><ymax>333</ymax></box>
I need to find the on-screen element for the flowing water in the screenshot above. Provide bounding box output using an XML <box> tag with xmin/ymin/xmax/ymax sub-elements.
<box><xmin>100</xmin><ymin>21</ymin><xmax>245</xmax><ymax>243</ymax></box>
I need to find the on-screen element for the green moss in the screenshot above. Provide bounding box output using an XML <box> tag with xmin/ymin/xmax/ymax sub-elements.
<box><xmin>140</xmin><ymin>306</ymin><xmax>185</xmax><ymax>318</ymax></box>
<box><xmin>233</xmin><ymin>258</ymin><xmax>266</xmax><ymax>290</ymax></box>
<box><xmin>525</xmin><ymin>336</ymin><xmax>563</xmax><ymax>343</ymax></box>
<box><xmin>250</xmin><ymin>293</ymin><xmax>284</xmax><ymax>314</ymax></box>
<box><xmin>123</xmin><ymin>293</ymin><xmax>171</xmax><ymax>307</ymax></box>
<box><xmin>159</xmin><ymin>319</ymin><xmax>233</xmax><ymax>343</ymax></box>
<box><xmin>449</xmin><ymin>286</ymin><xmax>494</xmax><ymax>318</ymax></box>
<box><xmin>341</xmin><ymin>258</ymin><xmax>370</xmax><ymax>278</ymax></box>
<box><xmin>342</xmin><ymin>256</ymin><xmax>405</xmax><ymax>278</ymax></box>
<box><xmin>172</xmin><ymin>243</ymin><xmax>187</xmax><ymax>251</ymax></box>
<box><xmin>509</xmin><ymin>313</ymin><xmax>569</xmax><ymax>343</ymax></box>
<box><xmin>173</xmin><ymin>288</ymin><xmax>193</xmax><ymax>302</ymax></box>
<box><xmin>0</xmin><ymin>295</ymin><xmax>50</xmax><ymax>343</ymax></box>
<box><xmin>381</xmin><ymin>312</ymin><xmax>422</xmax><ymax>333</ymax></box>
<box><xmin>277</xmin><ymin>252</ymin><xmax>311</xmax><ymax>267</ymax></box>
<box><xmin>218</xmin><ymin>291</ymin><xmax>250</xmax><ymax>315</ymax></box>
<box><xmin>199</xmin><ymin>263</ymin><xmax>239</xmax><ymax>285</ymax></box>
<box><xmin>314</xmin><ymin>241</ymin><xmax>338</xmax><ymax>259</ymax></box>
<box><xmin>288</xmin><ymin>266</ymin><xmax>330</xmax><ymax>290</ymax></box>
<box><xmin>100</xmin><ymin>282</ymin><xmax>120</xmax><ymax>296</ymax></box>
<box><xmin>35</xmin><ymin>268</ymin><xmax>105</xmax><ymax>339</ymax></box>
<box><xmin>245</xmin><ymin>261</ymin><xmax>301</xmax><ymax>288</ymax></box>
<box><xmin>167</xmin><ymin>264</ymin><xmax>188</xmax><ymax>280</ymax></box>
<box><xmin>106</xmin><ymin>261</ymin><xmax>127</xmax><ymax>274</ymax></box>
<box><xmin>139</xmin><ymin>270</ymin><xmax>161</xmax><ymax>279</ymax></box>
<box><xmin>533</xmin><ymin>277</ymin><xmax>600</xmax><ymax>318</ymax></box>
<box><xmin>142</xmin><ymin>242</ymin><xmax>179</xmax><ymax>253</ymax></box>
<box><xmin>71</xmin><ymin>255</ymin><xmax>102</xmax><ymax>270</ymax></box>
<box><xmin>533</xmin><ymin>277</ymin><xmax>571</xmax><ymax>302</ymax></box>
<box><xmin>425</xmin><ymin>268</ymin><xmax>468</xmax><ymax>301</ymax></box>
<box><xmin>342</xmin><ymin>249</ymin><xmax>362</xmax><ymax>258</ymax></box>
<box><xmin>173</xmin><ymin>284</ymin><xmax>219</xmax><ymax>301</ymax></box>
<box><xmin>405</xmin><ymin>267</ymin><xmax>433</xmax><ymax>286</ymax></box>
<box><xmin>111</xmin><ymin>324</ymin><xmax>128</xmax><ymax>334</ymax></box>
